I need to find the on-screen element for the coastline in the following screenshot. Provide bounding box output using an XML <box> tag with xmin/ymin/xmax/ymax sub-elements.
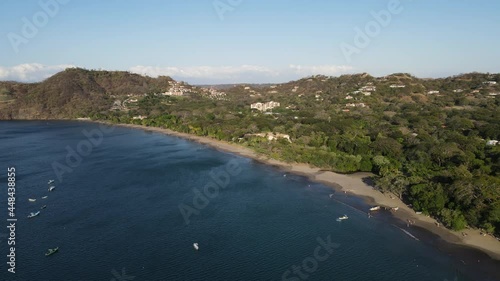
<box><xmin>91</xmin><ymin>121</ymin><xmax>500</xmax><ymax>262</ymax></box>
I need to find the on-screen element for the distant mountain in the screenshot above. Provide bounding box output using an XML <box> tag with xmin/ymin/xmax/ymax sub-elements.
<box><xmin>0</xmin><ymin>68</ymin><xmax>498</xmax><ymax>120</ymax></box>
<box><xmin>0</xmin><ymin>68</ymin><xmax>175</xmax><ymax>119</ymax></box>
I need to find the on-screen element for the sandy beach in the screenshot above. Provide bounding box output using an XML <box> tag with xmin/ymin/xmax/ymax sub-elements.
<box><xmin>98</xmin><ymin>122</ymin><xmax>500</xmax><ymax>262</ymax></box>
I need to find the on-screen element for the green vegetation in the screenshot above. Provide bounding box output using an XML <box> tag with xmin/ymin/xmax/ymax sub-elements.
<box><xmin>2</xmin><ymin>69</ymin><xmax>500</xmax><ymax>236</ymax></box>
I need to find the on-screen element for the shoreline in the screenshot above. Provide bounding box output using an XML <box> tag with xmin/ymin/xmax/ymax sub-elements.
<box><xmin>92</xmin><ymin>121</ymin><xmax>500</xmax><ymax>262</ymax></box>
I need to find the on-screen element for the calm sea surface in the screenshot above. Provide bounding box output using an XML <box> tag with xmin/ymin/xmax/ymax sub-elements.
<box><xmin>0</xmin><ymin>121</ymin><xmax>490</xmax><ymax>280</ymax></box>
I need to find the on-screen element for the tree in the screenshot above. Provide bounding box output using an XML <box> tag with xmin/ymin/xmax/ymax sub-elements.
<box><xmin>409</xmin><ymin>183</ymin><xmax>447</xmax><ymax>215</ymax></box>
<box><xmin>439</xmin><ymin>209</ymin><xmax>467</xmax><ymax>231</ymax></box>
<box><xmin>374</xmin><ymin>169</ymin><xmax>408</xmax><ymax>199</ymax></box>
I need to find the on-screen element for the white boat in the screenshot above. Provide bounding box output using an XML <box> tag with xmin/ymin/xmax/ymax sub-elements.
<box><xmin>28</xmin><ymin>211</ymin><xmax>40</xmax><ymax>218</ymax></box>
<box><xmin>369</xmin><ymin>206</ymin><xmax>381</xmax><ymax>211</ymax></box>
<box><xmin>42</xmin><ymin>196</ymin><xmax>48</xmax><ymax>199</ymax></box>
<box><xmin>29</xmin><ymin>198</ymin><xmax>36</xmax><ymax>202</ymax></box>
<box><xmin>193</xmin><ymin>243</ymin><xmax>199</xmax><ymax>250</ymax></box>
<box><xmin>48</xmin><ymin>186</ymin><xmax>56</xmax><ymax>192</ymax></box>
<box><xmin>391</xmin><ymin>207</ymin><xmax>399</xmax><ymax>211</ymax></box>
<box><xmin>336</xmin><ymin>215</ymin><xmax>348</xmax><ymax>221</ymax></box>
<box><xmin>48</xmin><ymin>180</ymin><xmax>55</xmax><ymax>185</ymax></box>
<box><xmin>329</xmin><ymin>194</ymin><xmax>334</xmax><ymax>198</ymax></box>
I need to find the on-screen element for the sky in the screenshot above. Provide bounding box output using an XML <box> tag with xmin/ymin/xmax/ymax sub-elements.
<box><xmin>0</xmin><ymin>0</ymin><xmax>499</xmax><ymax>84</ymax></box>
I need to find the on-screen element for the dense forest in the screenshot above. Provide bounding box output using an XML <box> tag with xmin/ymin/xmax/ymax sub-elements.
<box><xmin>1</xmin><ymin>69</ymin><xmax>499</xmax><ymax>236</ymax></box>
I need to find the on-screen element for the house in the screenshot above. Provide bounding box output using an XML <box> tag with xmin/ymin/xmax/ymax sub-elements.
<box><xmin>360</xmin><ymin>86</ymin><xmax>376</xmax><ymax>92</ymax></box>
<box><xmin>427</xmin><ymin>90</ymin><xmax>440</xmax><ymax>94</ymax></box>
<box><xmin>111</xmin><ymin>100</ymin><xmax>123</xmax><ymax>111</ymax></box>
<box><xmin>251</xmin><ymin>101</ymin><xmax>280</xmax><ymax>112</ymax></box>
<box><xmin>246</xmin><ymin>132</ymin><xmax>292</xmax><ymax>143</ymax></box>
<box><xmin>483</xmin><ymin>81</ymin><xmax>497</xmax><ymax>85</ymax></box>
<box><xmin>345</xmin><ymin>95</ymin><xmax>354</xmax><ymax>100</ymax></box>
<box><xmin>486</xmin><ymin>140</ymin><xmax>499</xmax><ymax>146</ymax></box>
<box><xmin>132</xmin><ymin>115</ymin><xmax>147</xmax><ymax>120</ymax></box>
<box><xmin>390</xmin><ymin>84</ymin><xmax>406</xmax><ymax>88</ymax></box>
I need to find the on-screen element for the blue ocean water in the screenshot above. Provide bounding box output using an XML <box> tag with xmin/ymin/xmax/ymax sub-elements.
<box><xmin>0</xmin><ymin>121</ymin><xmax>490</xmax><ymax>281</ymax></box>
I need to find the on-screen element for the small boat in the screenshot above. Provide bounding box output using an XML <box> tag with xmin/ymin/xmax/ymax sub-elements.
<box><xmin>193</xmin><ymin>243</ymin><xmax>199</xmax><ymax>250</ymax></box>
<box><xmin>42</xmin><ymin>196</ymin><xmax>48</xmax><ymax>199</ymax></box>
<box><xmin>391</xmin><ymin>207</ymin><xmax>399</xmax><ymax>211</ymax></box>
<box><xmin>329</xmin><ymin>194</ymin><xmax>334</xmax><ymax>198</ymax></box>
<box><xmin>45</xmin><ymin>247</ymin><xmax>59</xmax><ymax>256</ymax></box>
<box><xmin>48</xmin><ymin>186</ymin><xmax>56</xmax><ymax>192</ymax></box>
<box><xmin>336</xmin><ymin>215</ymin><xmax>348</xmax><ymax>221</ymax></box>
<box><xmin>41</xmin><ymin>205</ymin><xmax>47</xmax><ymax>209</ymax></box>
<box><xmin>48</xmin><ymin>180</ymin><xmax>55</xmax><ymax>185</ymax></box>
<box><xmin>28</xmin><ymin>211</ymin><xmax>40</xmax><ymax>218</ymax></box>
<box><xmin>369</xmin><ymin>206</ymin><xmax>381</xmax><ymax>211</ymax></box>
<box><xmin>29</xmin><ymin>198</ymin><xmax>36</xmax><ymax>202</ymax></box>
<box><xmin>415</xmin><ymin>211</ymin><xmax>422</xmax><ymax>215</ymax></box>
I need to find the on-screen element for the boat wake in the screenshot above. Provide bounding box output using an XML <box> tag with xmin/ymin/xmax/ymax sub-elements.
<box><xmin>395</xmin><ymin>225</ymin><xmax>419</xmax><ymax>241</ymax></box>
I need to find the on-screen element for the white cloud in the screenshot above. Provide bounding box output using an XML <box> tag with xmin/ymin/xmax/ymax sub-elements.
<box><xmin>129</xmin><ymin>65</ymin><xmax>279</xmax><ymax>80</ymax></box>
<box><xmin>0</xmin><ymin>63</ymin><xmax>76</xmax><ymax>82</ymax></box>
<box><xmin>288</xmin><ymin>64</ymin><xmax>354</xmax><ymax>76</ymax></box>
<box><xmin>0</xmin><ymin>63</ymin><xmax>355</xmax><ymax>84</ymax></box>
<box><xmin>130</xmin><ymin>64</ymin><xmax>354</xmax><ymax>83</ymax></box>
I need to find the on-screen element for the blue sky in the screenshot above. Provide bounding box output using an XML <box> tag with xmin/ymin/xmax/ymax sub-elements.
<box><xmin>0</xmin><ymin>0</ymin><xmax>499</xmax><ymax>84</ymax></box>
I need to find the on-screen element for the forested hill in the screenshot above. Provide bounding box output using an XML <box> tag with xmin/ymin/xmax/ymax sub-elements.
<box><xmin>0</xmin><ymin>68</ymin><xmax>175</xmax><ymax>119</ymax></box>
<box><xmin>1</xmin><ymin>69</ymin><xmax>500</xmax><ymax>236</ymax></box>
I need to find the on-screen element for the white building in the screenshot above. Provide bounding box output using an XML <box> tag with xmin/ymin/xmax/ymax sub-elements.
<box><xmin>486</xmin><ymin>140</ymin><xmax>499</xmax><ymax>146</ymax></box>
<box><xmin>251</xmin><ymin>101</ymin><xmax>280</xmax><ymax>112</ymax></box>
<box><xmin>360</xmin><ymin>86</ymin><xmax>376</xmax><ymax>92</ymax></box>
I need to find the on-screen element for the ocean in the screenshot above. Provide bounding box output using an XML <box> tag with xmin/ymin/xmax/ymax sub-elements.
<box><xmin>0</xmin><ymin>121</ymin><xmax>495</xmax><ymax>281</ymax></box>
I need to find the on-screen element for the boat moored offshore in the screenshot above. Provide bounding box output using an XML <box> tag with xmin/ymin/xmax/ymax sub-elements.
<box><xmin>45</xmin><ymin>247</ymin><xmax>59</xmax><ymax>256</ymax></box>
<box><xmin>336</xmin><ymin>215</ymin><xmax>348</xmax><ymax>221</ymax></box>
<box><xmin>28</xmin><ymin>211</ymin><xmax>40</xmax><ymax>218</ymax></box>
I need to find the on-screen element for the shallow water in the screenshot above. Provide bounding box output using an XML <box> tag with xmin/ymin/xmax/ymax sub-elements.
<box><xmin>0</xmin><ymin>121</ymin><xmax>485</xmax><ymax>280</ymax></box>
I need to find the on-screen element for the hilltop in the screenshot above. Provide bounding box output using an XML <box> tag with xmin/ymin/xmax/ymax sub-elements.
<box><xmin>1</xmin><ymin>68</ymin><xmax>499</xmax><ymax>120</ymax></box>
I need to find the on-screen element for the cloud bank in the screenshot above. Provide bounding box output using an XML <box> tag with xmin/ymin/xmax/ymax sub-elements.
<box><xmin>129</xmin><ymin>64</ymin><xmax>354</xmax><ymax>83</ymax></box>
<box><xmin>0</xmin><ymin>63</ymin><xmax>354</xmax><ymax>84</ymax></box>
<box><xmin>129</xmin><ymin>65</ymin><xmax>279</xmax><ymax>82</ymax></box>
<box><xmin>288</xmin><ymin>64</ymin><xmax>354</xmax><ymax>76</ymax></box>
<box><xmin>0</xmin><ymin>63</ymin><xmax>76</xmax><ymax>82</ymax></box>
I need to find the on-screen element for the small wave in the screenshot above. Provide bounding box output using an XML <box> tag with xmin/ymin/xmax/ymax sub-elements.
<box><xmin>396</xmin><ymin>226</ymin><xmax>420</xmax><ymax>241</ymax></box>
